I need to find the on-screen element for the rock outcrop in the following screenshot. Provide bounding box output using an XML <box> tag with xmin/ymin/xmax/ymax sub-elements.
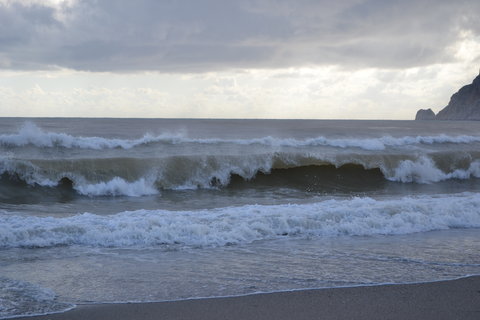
<box><xmin>435</xmin><ymin>74</ymin><xmax>480</xmax><ymax>120</ymax></box>
<box><xmin>415</xmin><ymin>73</ymin><xmax>480</xmax><ymax>120</ymax></box>
<box><xmin>415</xmin><ymin>108</ymin><xmax>435</xmax><ymax>120</ymax></box>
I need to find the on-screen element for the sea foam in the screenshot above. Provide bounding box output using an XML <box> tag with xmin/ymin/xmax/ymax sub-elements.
<box><xmin>1</xmin><ymin>193</ymin><xmax>479</xmax><ymax>248</ymax></box>
<box><xmin>0</xmin><ymin>121</ymin><xmax>159</xmax><ymax>149</ymax></box>
<box><xmin>74</xmin><ymin>177</ymin><xmax>159</xmax><ymax>197</ymax></box>
<box><xmin>390</xmin><ymin>157</ymin><xmax>480</xmax><ymax>183</ymax></box>
<box><xmin>2</xmin><ymin>122</ymin><xmax>480</xmax><ymax>151</ymax></box>
<box><xmin>2</xmin><ymin>152</ymin><xmax>480</xmax><ymax>198</ymax></box>
<box><xmin>0</xmin><ymin>277</ymin><xmax>73</xmax><ymax>319</ymax></box>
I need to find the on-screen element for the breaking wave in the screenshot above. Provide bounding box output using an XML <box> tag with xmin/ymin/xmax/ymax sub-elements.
<box><xmin>1</xmin><ymin>155</ymin><xmax>480</xmax><ymax>198</ymax></box>
<box><xmin>391</xmin><ymin>157</ymin><xmax>480</xmax><ymax>183</ymax></box>
<box><xmin>2</xmin><ymin>122</ymin><xmax>480</xmax><ymax>151</ymax></box>
<box><xmin>1</xmin><ymin>193</ymin><xmax>480</xmax><ymax>249</ymax></box>
<box><xmin>2</xmin><ymin>122</ymin><xmax>480</xmax><ymax>198</ymax></box>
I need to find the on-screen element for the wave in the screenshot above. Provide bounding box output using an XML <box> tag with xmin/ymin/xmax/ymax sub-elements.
<box><xmin>1</xmin><ymin>193</ymin><xmax>479</xmax><ymax>248</ymax></box>
<box><xmin>2</xmin><ymin>122</ymin><xmax>480</xmax><ymax>198</ymax></box>
<box><xmin>1</xmin><ymin>152</ymin><xmax>480</xmax><ymax>198</ymax></box>
<box><xmin>3</xmin><ymin>122</ymin><xmax>480</xmax><ymax>151</ymax></box>
<box><xmin>73</xmin><ymin>177</ymin><xmax>158</xmax><ymax>197</ymax></box>
<box><xmin>390</xmin><ymin>157</ymin><xmax>480</xmax><ymax>183</ymax></box>
<box><xmin>0</xmin><ymin>121</ymin><xmax>162</xmax><ymax>150</ymax></box>
<box><xmin>0</xmin><ymin>277</ymin><xmax>73</xmax><ymax>319</ymax></box>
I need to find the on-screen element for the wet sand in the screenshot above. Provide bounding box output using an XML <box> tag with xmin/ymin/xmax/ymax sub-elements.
<box><xmin>16</xmin><ymin>276</ymin><xmax>480</xmax><ymax>320</ymax></box>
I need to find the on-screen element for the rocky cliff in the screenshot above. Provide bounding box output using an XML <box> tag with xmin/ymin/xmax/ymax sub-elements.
<box><xmin>415</xmin><ymin>73</ymin><xmax>480</xmax><ymax>120</ymax></box>
<box><xmin>415</xmin><ymin>108</ymin><xmax>435</xmax><ymax>120</ymax></box>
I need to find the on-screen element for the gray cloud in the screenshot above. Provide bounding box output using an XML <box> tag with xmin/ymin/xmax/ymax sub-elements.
<box><xmin>0</xmin><ymin>0</ymin><xmax>479</xmax><ymax>72</ymax></box>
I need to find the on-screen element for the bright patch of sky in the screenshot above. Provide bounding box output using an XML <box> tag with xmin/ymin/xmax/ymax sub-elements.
<box><xmin>0</xmin><ymin>0</ymin><xmax>479</xmax><ymax>119</ymax></box>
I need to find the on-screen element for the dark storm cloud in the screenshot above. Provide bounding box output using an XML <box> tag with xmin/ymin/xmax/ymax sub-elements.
<box><xmin>0</xmin><ymin>0</ymin><xmax>478</xmax><ymax>72</ymax></box>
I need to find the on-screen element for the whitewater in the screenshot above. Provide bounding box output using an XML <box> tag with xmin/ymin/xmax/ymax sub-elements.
<box><xmin>1</xmin><ymin>118</ymin><xmax>480</xmax><ymax>319</ymax></box>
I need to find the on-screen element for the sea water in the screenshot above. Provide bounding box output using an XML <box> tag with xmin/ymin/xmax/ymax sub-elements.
<box><xmin>1</xmin><ymin>118</ymin><xmax>479</xmax><ymax>318</ymax></box>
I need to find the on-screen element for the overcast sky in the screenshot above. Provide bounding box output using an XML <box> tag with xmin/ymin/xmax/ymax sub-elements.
<box><xmin>1</xmin><ymin>0</ymin><xmax>479</xmax><ymax>119</ymax></box>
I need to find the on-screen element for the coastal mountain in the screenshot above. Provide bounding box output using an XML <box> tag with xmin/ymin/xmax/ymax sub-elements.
<box><xmin>415</xmin><ymin>73</ymin><xmax>480</xmax><ymax>120</ymax></box>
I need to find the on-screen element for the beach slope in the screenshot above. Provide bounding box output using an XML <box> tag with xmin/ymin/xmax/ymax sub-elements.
<box><xmin>16</xmin><ymin>276</ymin><xmax>480</xmax><ymax>320</ymax></box>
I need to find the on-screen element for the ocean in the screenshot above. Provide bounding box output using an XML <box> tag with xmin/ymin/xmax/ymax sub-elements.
<box><xmin>1</xmin><ymin>118</ymin><xmax>479</xmax><ymax>318</ymax></box>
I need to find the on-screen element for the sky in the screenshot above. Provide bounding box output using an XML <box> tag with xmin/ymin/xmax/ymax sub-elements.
<box><xmin>0</xmin><ymin>0</ymin><xmax>479</xmax><ymax>119</ymax></box>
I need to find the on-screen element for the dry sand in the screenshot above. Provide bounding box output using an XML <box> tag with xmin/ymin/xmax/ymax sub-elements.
<box><xmin>15</xmin><ymin>276</ymin><xmax>480</xmax><ymax>320</ymax></box>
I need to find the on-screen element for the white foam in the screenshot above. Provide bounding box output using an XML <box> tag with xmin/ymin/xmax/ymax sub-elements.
<box><xmin>388</xmin><ymin>157</ymin><xmax>480</xmax><ymax>183</ymax></box>
<box><xmin>3</xmin><ymin>122</ymin><xmax>480</xmax><ymax>151</ymax></box>
<box><xmin>0</xmin><ymin>121</ymin><xmax>162</xmax><ymax>150</ymax></box>
<box><xmin>1</xmin><ymin>193</ymin><xmax>479</xmax><ymax>248</ymax></box>
<box><xmin>0</xmin><ymin>277</ymin><xmax>73</xmax><ymax>319</ymax></box>
<box><xmin>0</xmin><ymin>156</ymin><xmax>58</xmax><ymax>187</ymax></box>
<box><xmin>74</xmin><ymin>177</ymin><xmax>159</xmax><ymax>197</ymax></box>
<box><xmin>2</xmin><ymin>153</ymin><xmax>480</xmax><ymax>197</ymax></box>
<box><xmin>0</xmin><ymin>155</ymin><xmax>160</xmax><ymax>196</ymax></box>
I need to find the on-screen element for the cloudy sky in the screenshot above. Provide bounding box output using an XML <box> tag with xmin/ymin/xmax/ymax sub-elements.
<box><xmin>0</xmin><ymin>0</ymin><xmax>479</xmax><ymax>119</ymax></box>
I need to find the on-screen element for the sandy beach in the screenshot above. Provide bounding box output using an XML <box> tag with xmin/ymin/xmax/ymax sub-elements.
<box><xmin>14</xmin><ymin>276</ymin><xmax>479</xmax><ymax>320</ymax></box>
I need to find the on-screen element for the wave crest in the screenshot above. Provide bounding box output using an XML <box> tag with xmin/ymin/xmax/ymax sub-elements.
<box><xmin>1</xmin><ymin>193</ymin><xmax>479</xmax><ymax>248</ymax></box>
<box><xmin>389</xmin><ymin>157</ymin><xmax>480</xmax><ymax>183</ymax></box>
<box><xmin>3</xmin><ymin>122</ymin><xmax>480</xmax><ymax>151</ymax></box>
<box><xmin>1</xmin><ymin>152</ymin><xmax>480</xmax><ymax>197</ymax></box>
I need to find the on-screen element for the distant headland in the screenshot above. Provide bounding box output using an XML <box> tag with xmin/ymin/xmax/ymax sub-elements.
<box><xmin>415</xmin><ymin>72</ymin><xmax>480</xmax><ymax>120</ymax></box>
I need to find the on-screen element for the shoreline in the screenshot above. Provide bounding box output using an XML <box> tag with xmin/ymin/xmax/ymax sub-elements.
<box><xmin>13</xmin><ymin>276</ymin><xmax>480</xmax><ymax>320</ymax></box>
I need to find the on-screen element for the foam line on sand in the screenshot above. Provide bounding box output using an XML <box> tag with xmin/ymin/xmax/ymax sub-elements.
<box><xmin>14</xmin><ymin>276</ymin><xmax>480</xmax><ymax>320</ymax></box>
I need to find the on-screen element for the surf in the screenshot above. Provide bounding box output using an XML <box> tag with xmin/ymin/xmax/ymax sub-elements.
<box><xmin>3</xmin><ymin>122</ymin><xmax>480</xmax><ymax>151</ymax></box>
<box><xmin>1</xmin><ymin>154</ymin><xmax>480</xmax><ymax>198</ymax></box>
<box><xmin>2</xmin><ymin>193</ymin><xmax>480</xmax><ymax>249</ymax></box>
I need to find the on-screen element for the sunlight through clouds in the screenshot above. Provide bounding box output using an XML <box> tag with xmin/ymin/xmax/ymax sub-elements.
<box><xmin>0</xmin><ymin>0</ymin><xmax>479</xmax><ymax>119</ymax></box>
